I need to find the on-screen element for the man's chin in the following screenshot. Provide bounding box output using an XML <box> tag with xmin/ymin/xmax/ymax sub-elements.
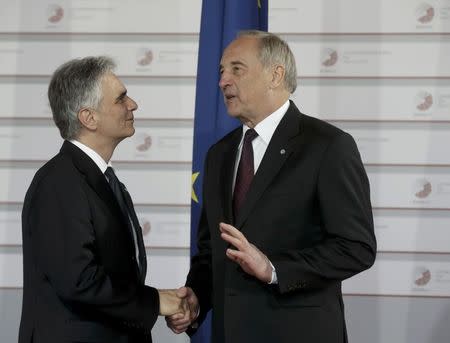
<box><xmin>226</xmin><ymin>108</ymin><xmax>241</xmax><ymax>118</ymax></box>
<box><xmin>123</xmin><ymin>127</ymin><xmax>136</xmax><ymax>138</ymax></box>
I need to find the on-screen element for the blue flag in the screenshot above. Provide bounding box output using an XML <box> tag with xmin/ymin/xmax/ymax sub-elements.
<box><xmin>190</xmin><ymin>1</ymin><xmax>268</xmax><ymax>342</ymax></box>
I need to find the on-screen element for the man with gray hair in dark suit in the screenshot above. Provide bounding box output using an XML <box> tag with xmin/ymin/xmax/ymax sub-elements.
<box><xmin>19</xmin><ymin>56</ymin><xmax>192</xmax><ymax>343</ymax></box>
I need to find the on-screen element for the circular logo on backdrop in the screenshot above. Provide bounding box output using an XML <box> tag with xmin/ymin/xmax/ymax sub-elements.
<box><xmin>415</xmin><ymin>91</ymin><xmax>433</xmax><ymax>111</ymax></box>
<box><xmin>321</xmin><ymin>48</ymin><xmax>338</xmax><ymax>67</ymax></box>
<box><xmin>47</xmin><ymin>4</ymin><xmax>65</xmax><ymax>23</ymax></box>
<box><xmin>140</xmin><ymin>219</ymin><xmax>151</xmax><ymax>236</ymax></box>
<box><xmin>413</xmin><ymin>178</ymin><xmax>432</xmax><ymax>199</ymax></box>
<box><xmin>415</xmin><ymin>3</ymin><xmax>435</xmax><ymax>24</ymax></box>
<box><xmin>414</xmin><ymin>266</ymin><xmax>431</xmax><ymax>286</ymax></box>
<box><xmin>136</xmin><ymin>48</ymin><xmax>154</xmax><ymax>66</ymax></box>
<box><xmin>414</xmin><ymin>91</ymin><xmax>433</xmax><ymax>111</ymax></box>
<box><xmin>135</xmin><ymin>133</ymin><xmax>153</xmax><ymax>152</ymax></box>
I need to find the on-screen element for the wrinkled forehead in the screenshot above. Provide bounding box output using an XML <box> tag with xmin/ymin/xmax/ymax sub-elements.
<box><xmin>220</xmin><ymin>36</ymin><xmax>261</xmax><ymax>65</ymax></box>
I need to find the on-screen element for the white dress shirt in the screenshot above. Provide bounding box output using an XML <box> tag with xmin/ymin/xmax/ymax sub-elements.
<box><xmin>232</xmin><ymin>99</ymin><xmax>290</xmax><ymax>284</ymax></box>
<box><xmin>232</xmin><ymin>99</ymin><xmax>290</xmax><ymax>190</ymax></box>
<box><xmin>70</xmin><ymin>139</ymin><xmax>110</xmax><ymax>173</ymax></box>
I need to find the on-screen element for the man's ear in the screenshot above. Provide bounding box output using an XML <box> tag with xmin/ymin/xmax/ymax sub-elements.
<box><xmin>78</xmin><ymin>108</ymin><xmax>97</xmax><ymax>131</ymax></box>
<box><xmin>270</xmin><ymin>65</ymin><xmax>285</xmax><ymax>89</ymax></box>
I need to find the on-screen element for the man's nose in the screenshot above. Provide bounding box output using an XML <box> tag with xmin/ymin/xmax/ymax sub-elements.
<box><xmin>219</xmin><ymin>71</ymin><xmax>230</xmax><ymax>89</ymax></box>
<box><xmin>127</xmin><ymin>97</ymin><xmax>138</xmax><ymax>111</ymax></box>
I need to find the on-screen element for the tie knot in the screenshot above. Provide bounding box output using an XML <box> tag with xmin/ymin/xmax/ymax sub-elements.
<box><xmin>244</xmin><ymin>129</ymin><xmax>258</xmax><ymax>143</ymax></box>
<box><xmin>105</xmin><ymin>166</ymin><xmax>116</xmax><ymax>180</ymax></box>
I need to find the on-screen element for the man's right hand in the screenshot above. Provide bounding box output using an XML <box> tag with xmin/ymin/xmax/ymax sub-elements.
<box><xmin>158</xmin><ymin>289</ymin><xmax>188</xmax><ymax>316</ymax></box>
<box><xmin>165</xmin><ymin>287</ymin><xmax>199</xmax><ymax>334</ymax></box>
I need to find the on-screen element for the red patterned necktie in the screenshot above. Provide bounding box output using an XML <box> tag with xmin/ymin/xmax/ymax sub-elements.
<box><xmin>233</xmin><ymin>129</ymin><xmax>258</xmax><ymax>217</ymax></box>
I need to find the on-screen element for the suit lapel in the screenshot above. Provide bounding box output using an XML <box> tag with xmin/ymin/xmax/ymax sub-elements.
<box><xmin>60</xmin><ymin>141</ymin><xmax>123</xmax><ymax>222</ymax></box>
<box><xmin>60</xmin><ymin>141</ymin><xmax>143</xmax><ymax>280</ymax></box>
<box><xmin>220</xmin><ymin>129</ymin><xmax>242</xmax><ymax>224</ymax></box>
<box><xmin>235</xmin><ymin>101</ymin><xmax>304</xmax><ymax>228</ymax></box>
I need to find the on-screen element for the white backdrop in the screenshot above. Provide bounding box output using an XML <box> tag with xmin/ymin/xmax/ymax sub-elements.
<box><xmin>0</xmin><ymin>1</ymin><xmax>449</xmax><ymax>342</ymax></box>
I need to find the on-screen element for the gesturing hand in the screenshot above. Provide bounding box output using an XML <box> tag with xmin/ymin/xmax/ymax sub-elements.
<box><xmin>220</xmin><ymin>222</ymin><xmax>272</xmax><ymax>283</ymax></box>
<box><xmin>165</xmin><ymin>287</ymin><xmax>199</xmax><ymax>334</ymax></box>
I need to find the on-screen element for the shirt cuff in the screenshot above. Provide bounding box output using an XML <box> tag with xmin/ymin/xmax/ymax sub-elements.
<box><xmin>268</xmin><ymin>261</ymin><xmax>278</xmax><ymax>284</ymax></box>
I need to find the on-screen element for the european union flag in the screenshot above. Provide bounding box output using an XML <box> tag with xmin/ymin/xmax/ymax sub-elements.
<box><xmin>190</xmin><ymin>1</ymin><xmax>268</xmax><ymax>342</ymax></box>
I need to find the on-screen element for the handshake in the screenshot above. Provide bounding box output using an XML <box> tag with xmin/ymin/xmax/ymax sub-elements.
<box><xmin>158</xmin><ymin>286</ymin><xmax>199</xmax><ymax>334</ymax></box>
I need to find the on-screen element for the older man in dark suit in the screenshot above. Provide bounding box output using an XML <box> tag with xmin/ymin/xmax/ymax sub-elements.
<box><xmin>167</xmin><ymin>31</ymin><xmax>377</xmax><ymax>343</ymax></box>
<box><xmin>19</xmin><ymin>56</ymin><xmax>189</xmax><ymax>343</ymax></box>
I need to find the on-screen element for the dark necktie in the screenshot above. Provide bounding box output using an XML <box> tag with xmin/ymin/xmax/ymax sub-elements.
<box><xmin>105</xmin><ymin>167</ymin><xmax>129</xmax><ymax>219</ymax></box>
<box><xmin>105</xmin><ymin>167</ymin><xmax>146</xmax><ymax>280</ymax></box>
<box><xmin>233</xmin><ymin>128</ymin><xmax>258</xmax><ymax>218</ymax></box>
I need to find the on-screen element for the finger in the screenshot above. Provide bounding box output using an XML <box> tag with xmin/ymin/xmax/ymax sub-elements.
<box><xmin>186</xmin><ymin>289</ymin><xmax>198</xmax><ymax>306</ymax></box>
<box><xmin>167</xmin><ymin>313</ymin><xmax>185</xmax><ymax>321</ymax></box>
<box><xmin>188</xmin><ymin>304</ymin><xmax>198</xmax><ymax>321</ymax></box>
<box><xmin>219</xmin><ymin>223</ymin><xmax>247</xmax><ymax>241</ymax></box>
<box><xmin>170</xmin><ymin>319</ymin><xmax>190</xmax><ymax>326</ymax></box>
<box><xmin>181</xmin><ymin>296</ymin><xmax>189</xmax><ymax>308</ymax></box>
<box><xmin>226</xmin><ymin>249</ymin><xmax>250</xmax><ymax>267</ymax></box>
<box><xmin>172</xmin><ymin>319</ymin><xmax>191</xmax><ymax>328</ymax></box>
<box><xmin>220</xmin><ymin>232</ymin><xmax>247</xmax><ymax>251</ymax></box>
<box><xmin>187</xmin><ymin>294</ymin><xmax>197</xmax><ymax>307</ymax></box>
<box><xmin>176</xmin><ymin>286</ymin><xmax>188</xmax><ymax>298</ymax></box>
<box><xmin>172</xmin><ymin>324</ymin><xmax>190</xmax><ymax>333</ymax></box>
<box><xmin>226</xmin><ymin>248</ymin><xmax>249</xmax><ymax>262</ymax></box>
<box><xmin>169</xmin><ymin>317</ymin><xmax>191</xmax><ymax>326</ymax></box>
<box><xmin>166</xmin><ymin>320</ymin><xmax>188</xmax><ymax>334</ymax></box>
<box><xmin>219</xmin><ymin>223</ymin><xmax>250</xmax><ymax>251</ymax></box>
<box><xmin>166</xmin><ymin>316</ymin><xmax>191</xmax><ymax>330</ymax></box>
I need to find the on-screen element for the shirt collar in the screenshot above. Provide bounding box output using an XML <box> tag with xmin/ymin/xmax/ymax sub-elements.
<box><xmin>242</xmin><ymin>99</ymin><xmax>290</xmax><ymax>145</ymax></box>
<box><xmin>69</xmin><ymin>140</ymin><xmax>112</xmax><ymax>174</ymax></box>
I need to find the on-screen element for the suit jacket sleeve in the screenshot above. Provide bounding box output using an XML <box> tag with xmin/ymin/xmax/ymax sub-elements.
<box><xmin>271</xmin><ymin>132</ymin><xmax>376</xmax><ymax>293</ymax></box>
<box><xmin>27</xmin><ymin>170</ymin><xmax>160</xmax><ymax>332</ymax></box>
<box><xmin>185</xmin><ymin>150</ymin><xmax>214</xmax><ymax>329</ymax></box>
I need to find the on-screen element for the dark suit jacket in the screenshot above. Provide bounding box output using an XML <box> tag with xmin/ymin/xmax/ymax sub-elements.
<box><xmin>19</xmin><ymin>141</ymin><xmax>159</xmax><ymax>343</ymax></box>
<box><xmin>186</xmin><ymin>101</ymin><xmax>377</xmax><ymax>343</ymax></box>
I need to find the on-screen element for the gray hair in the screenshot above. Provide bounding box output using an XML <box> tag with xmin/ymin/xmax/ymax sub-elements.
<box><xmin>238</xmin><ymin>30</ymin><xmax>297</xmax><ymax>93</ymax></box>
<box><xmin>48</xmin><ymin>56</ymin><xmax>116</xmax><ymax>140</ymax></box>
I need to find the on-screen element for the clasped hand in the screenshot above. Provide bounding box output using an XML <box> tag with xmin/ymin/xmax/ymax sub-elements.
<box><xmin>158</xmin><ymin>288</ymin><xmax>195</xmax><ymax>318</ymax></box>
<box><xmin>165</xmin><ymin>287</ymin><xmax>199</xmax><ymax>334</ymax></box>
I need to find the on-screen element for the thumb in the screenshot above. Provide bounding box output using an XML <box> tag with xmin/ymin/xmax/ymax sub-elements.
<box><xmin>186</xmin><ymin>289</ymin><xmax>197</xmax><ymax>306</ymax></box>
<box><xmin>176</xmin><ymin>286</ymin><xmax>188</xmax><ymax>298</ymax></box>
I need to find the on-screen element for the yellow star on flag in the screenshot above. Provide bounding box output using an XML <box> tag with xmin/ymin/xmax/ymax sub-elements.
<box><xmin>191</xmin><ymin>172</ymin><xmax>200</xmax><ymax>203</ymax></box>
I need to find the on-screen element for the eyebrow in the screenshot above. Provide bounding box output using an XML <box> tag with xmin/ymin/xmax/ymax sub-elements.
<box><xmin>219</xmin><ymin>60</ymin><xmax>246</xmax><ymax>71</ymax></box>
<box><xmin>116</xmin><ymin>90</ymin><xmax>127</xmax><ymax>102</ymax></box>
